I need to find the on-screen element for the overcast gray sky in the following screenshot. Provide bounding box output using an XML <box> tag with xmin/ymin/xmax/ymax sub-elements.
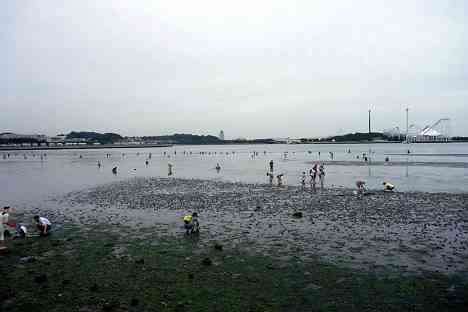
<box><xmin>1</xmin><ymin>0</ymin><xmax>467</xmax><ymax>138</ymax></box>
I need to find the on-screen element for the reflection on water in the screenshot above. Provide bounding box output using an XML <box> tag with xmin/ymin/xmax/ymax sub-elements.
<box><xmin>406</xmin><ymin>156</ymin><xmax>409</xmax><ymax>178</ymax></box>
<box><xmin>1</xmin><ymin>143</ymin><xmax>468</xmax><ymax>204</ymax></box>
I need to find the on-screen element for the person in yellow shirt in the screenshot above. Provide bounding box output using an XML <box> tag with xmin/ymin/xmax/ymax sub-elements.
<box><xmin>183</xmin><ymin>212</ymin><xmax>199</xmax><ymax>235</ymax></box>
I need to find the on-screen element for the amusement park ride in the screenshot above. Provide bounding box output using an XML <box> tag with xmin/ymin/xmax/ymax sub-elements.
<box><xmin>406</xmin><ymin>118</ymin><xmax>451</xmax><ymax>142</ymax></box>
<box><xmin>383</xmin><ymin>118</ymin><xmax>451</xmax><ymax>143</ymax></box>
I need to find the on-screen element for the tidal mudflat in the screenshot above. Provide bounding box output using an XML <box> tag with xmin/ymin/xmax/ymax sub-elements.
<box><xmin>2</xmin><ymin>177</ymin><xmax>468</xmax><ymax>311</ymax></box>
<box><xmin>58</xmin><ymin>177</ymin><xmax>468</xmax><ymax>276</ymax></box>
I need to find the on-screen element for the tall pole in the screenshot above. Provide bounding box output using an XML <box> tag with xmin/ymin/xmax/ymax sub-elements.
<box><xmin>405</xmin><ymin>108</ymin><xmax>409</xmax><ymax>143</ymax></box>
<box><xmin>368</xmin><ymin>109</ymin><xmax>372</xmax><ymax>163</ymax></box>
<box><xmin>368</xmin><ymin>109</ymin><xmax>371</xmax><ymax>141</ymax></box>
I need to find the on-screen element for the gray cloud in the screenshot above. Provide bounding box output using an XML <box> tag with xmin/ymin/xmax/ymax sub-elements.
<box><xmin>2</xmin><ymin>0</ymin><xmax>467</xmax><ymax>138</ymax></box>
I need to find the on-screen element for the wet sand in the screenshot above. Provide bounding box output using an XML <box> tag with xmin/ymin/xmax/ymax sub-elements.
<box><xmin>50</xmin><ymin>177</ymin><xmax>468</xmax><ymax>276</ymax></box>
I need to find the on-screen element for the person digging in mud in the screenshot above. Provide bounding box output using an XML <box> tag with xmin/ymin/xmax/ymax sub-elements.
<box><xmin>112</xmin><ymin>166</ymin><xmax>118</xmax><ymax>174</ymax></box>
<box><xmin>383</xmin><ymin>181</ymin><xmax>395</xmax><ymax>192</ymax></box>
<box><xmin>215</xmin><ymin>163</ymin><xmax>221</xmax><ymax>173</ymax></box>
<box><xmin>183</xmin><ymin>212</ymin><xmax>200</xmax><ymax>235</ymax></box>
<box><xmin>33</xmin><ymin>215</ymin><xmax>52</xmax><ymax>236</ymax></box>
<box><xmin>14</xmin><ymin>224</ymin><xmax>27</xmax><ymax>239</ymax></box>
<box><xmin>269</xmin><ymin>160</ymin><xmax>274</xmax><ymax>172</ymax></box>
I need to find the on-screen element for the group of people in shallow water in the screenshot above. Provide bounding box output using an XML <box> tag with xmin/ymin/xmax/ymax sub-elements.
<box><xmin>0</xmin><ymin>206</ymin><xmax>52</xmax><ymax>251</ymax></box>
<box><xmin>266</xmin><ymin>160</ymin><xmax>326</xmax><ymax>190</ymax></box>
<box><xmin>265</xmin><ymin>159</ymin><xmax>395</xmax><ymax>195</ymax></box>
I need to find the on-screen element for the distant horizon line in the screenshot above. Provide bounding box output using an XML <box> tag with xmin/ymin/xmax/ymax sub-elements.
<box><xmin>2</xmin><ymin>130</ymin><xmax>467</xmax><ymax>140</ymax></box>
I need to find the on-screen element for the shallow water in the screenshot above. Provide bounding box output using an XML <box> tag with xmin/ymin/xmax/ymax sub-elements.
<box><xmin>1</xmin><ymin>143</ymin><xmax>467</xmax><ymax>206</ymax></box>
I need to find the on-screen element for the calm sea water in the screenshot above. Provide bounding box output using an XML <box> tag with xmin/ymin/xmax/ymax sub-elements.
<box><xmin>1</xmin><ymin>143</ymin><xmax>468</xmax><ymax>205</ymax></box>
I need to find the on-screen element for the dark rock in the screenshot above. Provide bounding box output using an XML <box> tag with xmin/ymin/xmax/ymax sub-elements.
<box><xmin>61</xmin><ymin>279</ymin><xmax>71</xmax><ymax>286</ymax></box>
<box><xmin>135</xmin><ymin>258</ymin><xmax>144</xmax><ymax>265</ymax></box>
<box><xmin>102</xmin><ymin>302</ymin><xmax>116</xmax><ymax>311</ymax></box>
<box><xmin>214</xmin><ymin>243</ymin><xmax>223</xmax><ymax>251</ymax></box>
<box><xmin>89</xmin><ymin>283</ymin><xmax>99</xmax><ymax>292</ymax></box>
<box><xmin>19</xmin><ymin>256</ymin><xmax>36</xmax><ymax>264</ymax></box>
<box><xmin>292</xmin><ymin>211</ymin><xmax>303</xmax><ymax>218</ymax></box>
<box><xmin>34</xmin><ymin>274</ymin><xmax>48</xmax><ymax>284</ymax></box>
<box><xmin>130</xmin><ymin>298</ymin><xmax>139</xmax><ymax>306</ymax></box>
<box><xmin>1</xmin><ymin>298</ymin><xmax>15</xmax><ymax>310</ymax></box>
<box><xmin>335</xmin><ymin>278</ymin><xmax>346</xmax><ymax>284</ymax></box>
<box><xmin>305</xmin><ymin>283</ymin><xmax>322</xmax><ymax>290</ymax></box>
<box><xmin>0</xmin><ymin>247</ymin><xmax>10</xmax><ymax>255</ymax></box>
<box><xmin>202</xmin><ymin>258</ymin><xmax>212</xmax><ymax>266</ymax></box>
<box><xmin>188</xmin><ymin>273</ymin><xmax>194</xmax><ymax>280</ymax></box>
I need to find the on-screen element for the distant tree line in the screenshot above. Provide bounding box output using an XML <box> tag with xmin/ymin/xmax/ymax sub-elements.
<box><xmin>301</xmin><ymin>132</ymin><xmax>402</xmax><ymax>143</ymax></box>
<box><xmin>66</xmin><ymin>132</ymin><xmax>123</xmax><ymax>144</ymax></box>
<box><xmin>226</xmin><ymin>138</ymin><xmax>278</xmax><ymax>144</ymax></box>
<box><xmin>0</xmin><ymin>137</ymin><xmax>46</xmax><ymax>145</ymax></box>
<box><xmin>451</xmin><ymin>136</ymin><xmax>468</xmax><ymax>142</ymax></box>
<box><xmin>329</xmin><ymin>132</ymin><xmax>390</xmax><ymax>142</ymax></box>
<box><xmin>141</xmin><ymin>134</ymin><xmax>222</xmax><ymax>145</ymax></box>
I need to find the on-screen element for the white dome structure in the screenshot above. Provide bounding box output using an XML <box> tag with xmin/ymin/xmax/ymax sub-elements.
<box><xmin>407</xmin><ymin>118</ymin><xmax>450</xmax><ymax>142</ymax></box>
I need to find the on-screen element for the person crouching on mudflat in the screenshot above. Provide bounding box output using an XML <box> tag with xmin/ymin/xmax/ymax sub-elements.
<box><xmin>33</xmin><ymin>215</ymin><xmax>52</xmax><ymax>236</ymax></box>
<box><xmin>383</xmin><ymin>181</ymin><xmax>395</xmax><ymax>192</ymax></box>
<box><xmin>183</xmin><ymin>213</ymin><xmax>200</xmax><ymax>235</ymax></box>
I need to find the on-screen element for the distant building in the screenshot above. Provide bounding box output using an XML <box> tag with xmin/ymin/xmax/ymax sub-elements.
<box><xmin>219</xmin><ymin>130</ymin><xmax>225</xmax><ymax>141</ymax></box>
<box><xmin>47</xmin><ymin>134</ymin><xmax>67</xmax><ymax>143</ymax></box>
<box><xmin>286</xmin><ymin>138</ymin><xmax>301</xmax><ymax>144</ymax></box>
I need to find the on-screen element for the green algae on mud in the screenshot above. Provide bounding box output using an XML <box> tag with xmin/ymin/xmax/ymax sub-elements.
<box><xmin>1</xmin><ymin>225</ymin><xmax>467</xmax><ymax>312</ymax></box>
